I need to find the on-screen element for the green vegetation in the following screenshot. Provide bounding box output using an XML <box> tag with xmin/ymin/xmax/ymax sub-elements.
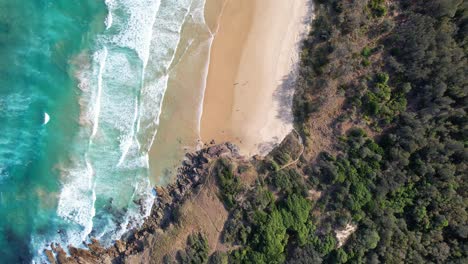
<box><xmin>360</xmin><ymin>46</ymin><xmax>372</xmax><ymax>66</ymax></box>
<box><xmin>280</xmin><ymin>194</ymin><xmax>313</xmax><ymax>246</ymax></box>
<box><xmin>362</xmin><ymin>72</ymin><xmax>407</xmax><ymax>123</ymax></box>
<box><xmin>269</xmin><ymin>168</ymin><xmax>308</xmax><ymax>196</ymax></box>
<box><xmin>179</xmin><ymin>233</ymin><xmax>209</xmax><ymax>264</ymax></box>
<box><xmin>361</xmin><ymin>47</ymin><xmax>372</xmax><ymax>58</ymax></box>
<box><xmin>214</xmin><ymin>159</ymin><xmax>243</xmax><ymax>208</ymax></box>
<box><xmin>369</xmin><ymin>0</ymin><xmax>387</xmax><ymax>17</ymax></box>
<box><xmin>208</xmin><ymin>0</ymin><xmax>467</xmax><ymax>263</ymax></box>
<box><xmin>227</xmin><ymin>191</ymin><xmax>314</xmax><ymax>264</ymax></box>
<box><xmin>208</xmin><ymin>252</ymin><xmax>228</xmax><ymax>264</ymax></box>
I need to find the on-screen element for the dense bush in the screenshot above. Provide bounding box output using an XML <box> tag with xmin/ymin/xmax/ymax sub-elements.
<box><xmin>269</xmin><ymin>168</ymin><xmax>308</xmax><ymax>196</ymax></box>
<box><xmin>214</xmin><ymin>159</ymin><xmax>243</xmax><ymax>208</ymax></box>
<box><xmin>361</xmin><ymin>72</ymin><xmax>408</xmax><ymax>123</ymax></box>
<box><xmin>177</xmin><ymin>233</ymin><xmax>210</xmax><ymax>264</ymax></box>
<box><xmin>369</xmin><ymin>0</ymin><xmax>387</xmax><ymax>17</ymax></box>
<box><xmin>215</xmin><ymin>0</ymin><xmax>467</xmax><ymax>263</ymax></box>
<box><xmin>208</xmin><ymin>251</ymin><xmax>228</xmax><ymax>264</ymax></box>
<box><xmin>223</xmin><ymin>186</ymin><xmax>314</xmax><ymax>263</ymax></box>
<box><xmin>298</xmin><ymin>1</ymin><xmax>466</xmax><ymax>262</ymax></box>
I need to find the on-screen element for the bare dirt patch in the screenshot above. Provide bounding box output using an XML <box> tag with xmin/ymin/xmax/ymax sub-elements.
<box><xmin>336</xmin><ymin>224</ymin><xmax>357</xmax><ymax>248</ymax></box>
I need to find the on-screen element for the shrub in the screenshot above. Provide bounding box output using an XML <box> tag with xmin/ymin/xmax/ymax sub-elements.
<box><xmin>381</xmin><ymin>19</ymin><xmax>395</xmax><ymax>32</ymax></box>
<box><xmin>361</xmin><ymin>47</ymin><xmax>372</xmax><ymax>58</ymax></box>
<box><xmin>375</xmin><ymin>72</ymin><xmax>389</xmax><ymax>84</ymax></box>
<box><xmin>222</xmin><ymin>208</ymin><xmax>247</xmax><ymax>244</ymax></box>
<box><xmin>208</xmin><ymin>252</ymin><xmax>228</xmax><ymax>264</ymax></box>
<box><xmin>178</xmin><ymin>233</ymin><xmax>209</xmax><ymax>264</ymax></box>
<box><xmin>280</xmin><ymin>194</ymin><xmax>313</xmax><ymax>245</ymax></box>
<box><xmin>266</xmin><ymin>159</ymin><xmax>280</xmax><ymax>172</ymax></box>
<box><xmin>361</xmin><ymin>58</ymin><xmax>371</xmax><ymax>67</ymax></box>
<box><xmin>369</xmin><ymin>0</ymin><xmax>387</xmax><ymax>17</ymax></box>
<box><xmin>274</xmin><ymin>151</ymin><xmax>291</xmax><ymax>166</ymax></box>
<box><xmin>214</xmin><ymin>159</ymin><xmax>242</xmax><ymax>208</ymax></box>
<box><xmin>269</xmin><ymin>169</ymin><xmax>308</xmax><ymax>196</ymax></box>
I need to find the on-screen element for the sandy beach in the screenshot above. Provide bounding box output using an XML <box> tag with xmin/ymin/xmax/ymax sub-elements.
<box><xmin>148</xmin><ymin>0</ymin><xmax>310</xmax><ymax>184</ymax></box>
<box><xmin>201</xmin><ymin>0</ymin><xmax>311</xmax><ymax>156</ymax></box>
<box><xmin>148</xmin><ymin>0</ymin><xmax>225</xmax><ymax>185</ymax></box>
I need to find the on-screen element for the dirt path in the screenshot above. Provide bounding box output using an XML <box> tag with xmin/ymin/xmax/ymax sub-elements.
<box><xmin>279</xmin><ymin>129</ymin><xmax>304</xmax><ymax>170</ymax></box>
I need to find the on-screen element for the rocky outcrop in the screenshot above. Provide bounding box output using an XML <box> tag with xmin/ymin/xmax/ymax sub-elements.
<box><xmin>45</xmin><ymin>143</ymin><xmax>240</xmax><ymax>264</ymax></box>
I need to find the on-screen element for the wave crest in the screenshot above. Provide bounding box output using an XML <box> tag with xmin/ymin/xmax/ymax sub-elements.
<box><xmin>52</xmin><ymin>0</ymin><xmax>204</xmax><ymax>253</ymax></box>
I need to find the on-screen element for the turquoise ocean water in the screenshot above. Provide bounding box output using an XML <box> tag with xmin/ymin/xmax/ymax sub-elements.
<box><xmin>0</xmin><ymin>0</ymin><xmax>208</xmax><ymax>262</ymax></box>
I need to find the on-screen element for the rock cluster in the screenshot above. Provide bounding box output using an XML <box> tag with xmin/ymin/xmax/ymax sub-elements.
<box><xmin>45</xmin><ymin>143</ymin><xmax>239</xmax><ymax>264</ymax></box>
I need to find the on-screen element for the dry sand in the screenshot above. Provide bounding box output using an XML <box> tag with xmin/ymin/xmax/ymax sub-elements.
<box><xmin>201</xmin><ymin>0</ymin><xmax>311</xmax><ymax>156</ymax></box>
<box><xmin>148</xmin><ymin>0</ymin><xmax>311</xmax><ymax>184</ymax></box>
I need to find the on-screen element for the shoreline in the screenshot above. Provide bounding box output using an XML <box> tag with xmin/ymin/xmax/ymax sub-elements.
<box><xmin>44</xmin><ymin>1</ymin><xmax>314</xmax><ymax>262</ymax></box>
<box><xmin>200</xmin><ymin>0</ymin><xmax>311</xmax><ymax>156</ymax></box>
<box><xmin>147</xmin><ymin>0</ymin><xmax>310</xmax><ymax>184</ymax></box>
<box><xmin>196</xmin><ymin>0</ymin><xmax>229</xmax><ymax>137</ymax></box>
<box><xmin>46</xmin><ymin>143</ymin><xmax>242</xmax><ymax>263</ymax></box>
<box><xmin>40</xmin><ymin>0</ymin><xmax>464</xmax><ymax>263</ymax></box>
<box><xmin>147</xmin><ymin>0</ymin><xmax>225</xmax><ymax>186</ymax></box>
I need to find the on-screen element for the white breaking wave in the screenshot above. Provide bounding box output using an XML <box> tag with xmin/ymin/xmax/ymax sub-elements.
<box><xmin>104</xmin><ymin>0</ymin><xmax>113</xmax><ymax>30</ymax></box>
<box><xmin>137</xmin><ymin>0</ymin><xmax>193</xmax><ymax>152</ymax></box>
<box><xmin>43</xmin><ymin>112</ymin><xmax>50</xmax><ymax>125</ymax></box>
<box><xmin>56</xmin><ymin>154</ymin><xmax>95</xmax><ymax>244</ymax></box>
<box><xmin>54</xmin><ymin>0</ymin><xmax>207</xmax><ymax>252</ymax></box>
<box><xmin>91</xmin><ymin>47</ymin><xmax>107</xmax><ymax>138</ymax></box>
<box><xmin>104</xmin><ymin>0</ymin><xmax>161</xmax><ymax>66</ymax></box>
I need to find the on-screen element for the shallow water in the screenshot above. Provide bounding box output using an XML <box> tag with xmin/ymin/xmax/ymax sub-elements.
<box><xmin>0</xmin><ymin>0</ymin><xmax>211</xmax><ymax>262</ymax></box>
<box><xmin>148</xmin><ymin>0</ymin><xmax>219</xmax><ymax>185</ymax></box>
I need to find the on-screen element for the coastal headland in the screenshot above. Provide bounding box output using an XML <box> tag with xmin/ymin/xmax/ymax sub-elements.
<box><xmin>10</xmin><ymin>0</ymin><xmax>466</xmax><ymax>262</ymax></box>
<box><xmin>46</xmin><ymin>0</ymin><xmax>312</xmax><ymax>262</ymax></box>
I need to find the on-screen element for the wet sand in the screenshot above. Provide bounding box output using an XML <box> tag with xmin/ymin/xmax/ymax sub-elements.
<box><xmin>149</xmin><ymin>0</ymin><xmax>310</xmax><ymax>184</ymax></box>
<box><xmin>200</xmin><ymin>0</ymin><xmax>310</xmax><ymax>156</ymax></box>
<box><xmin>148</xmin><ymin>0</ymin><xmax>225</xmax><ymax>185</ymax></box>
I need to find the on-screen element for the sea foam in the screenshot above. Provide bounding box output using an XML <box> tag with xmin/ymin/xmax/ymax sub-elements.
<box><xmin>91</xmin><ymin>47</ymin><xmax>107</xmax><ymax>138</ymax></box>
<box><xmin>104</xmin><ymin>0</ymin><xmax>161</xmax><ymax>66</ymax></box>
<box><xmin>54</xmin><ymin>0</ymin><xmax>201</xmax><ymax>252</ymax></box>
<box><xmin>137</xmin><ymin>0</ymin><xmax>193</xmax><ymax>152</ymax></box>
